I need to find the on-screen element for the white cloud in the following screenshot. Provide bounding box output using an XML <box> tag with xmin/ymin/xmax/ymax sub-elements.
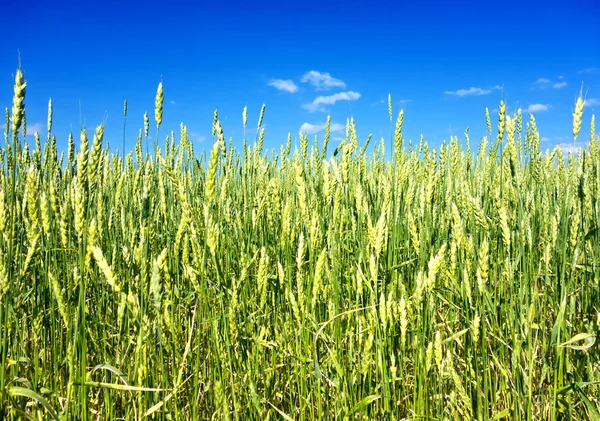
<box><xmin>541</xmin><ymin>137</ymin><xmax>551</xmax><ymax>142</ymax></box>
<box><xmin>578</xmin><ymin>67</ymin><xmax>599</xmax><ymax>74</ymax></box>
<box><xmin>299</xmin><ymin>121</ymin><xmax>345</xmax><ymax>135</ymax></box>
<box><xmin>190</xmin><ymin>133</ymin><xmax>206</xmax><ymax>143</ymax></box>
<box><xmin>170</xmin><ymin>100</ymin><xmax>176</xmax><ymax>105</ymax></box>
<box><xmin>558</xmin><ymin>75</ymin><xmax>565</xmax><ymax>79</ymax></box>
<box><xmin>301</xmin><ymin>71</ymin><xmax>346</xmax><ymax>91</ymax></box>
<box><xmin>553</xmin><ymin>81</ymin><xmax>567</xmax><ymax>89</ymax></box>
<box><xmin>444</xmin><ymin>87</ymin><xmax>491</xmax><ymax>96</ymax></box>
<box><xmin>535</xmin><ymin>78</ymin><xmax>552</xmax><ymax>85</ymax></box>
<box><xmin>525</xmin><ymin>104</ymin><xmax>550</xmax><ymax>113</ymax></box>
<box><xmin>26</xmin><ymin>122</ymin><xmax>45</xmax><ymax>136</ymax></box>
<box><xmin>558</xmin><ymin>142</ymin><xmax>588</xmax><ymax>155</ymax></box>
<box><xmin>302</xmin><ymin>91</ymin><xmax>361</xmax><ymax>112</ymax></box>
<box><xmin>584</xmin><ymin>98</ymin><xmax>600</xmax><ymax>107</ymax></box>
<box><xmin>268</xmin><ymin>79</ymin><xmax>299</xmax><ymax>93</ymax></box>
<box><xmin>490</xmin><ymin>84</ymin><xmax>504</xmax><ymax>90</ymax></box>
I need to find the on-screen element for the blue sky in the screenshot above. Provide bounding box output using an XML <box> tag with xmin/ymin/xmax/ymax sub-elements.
<box><xmin>1</xmin><ymin>0</ymin><xmax>599</xmax><ymax>156</ymax></box>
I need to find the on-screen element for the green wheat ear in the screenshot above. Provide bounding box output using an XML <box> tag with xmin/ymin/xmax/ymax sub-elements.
<box><xmin>155</xmin><ymin>81</ymin><xmax>164</xmax><ymax>128</ymax></box>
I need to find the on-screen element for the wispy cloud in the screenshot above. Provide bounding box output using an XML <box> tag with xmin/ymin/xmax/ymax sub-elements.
<box><xmin>268</xmin><ymin>79</ymin><xmax>299</xmax><ymax>93</ymax></box>
<box><xmin>170</xmin><ymin>100</ymin><xmax>176</xmax><ymax>105</ymax></box>
<box><xmin>26</xmin><ymin>122</ymin><xmax>45</xmax><ymax>136</ymax></box>
<box><xmin>444</xmin><ymin>87</ymin><xmax>491</xmax><ymax>96</ymax></box>
<box><xmin>525</xmin><ymin>104</ymin><xmax>550</xmax><ymax>113</ymax></box>
<box><xmin>584</xmin><ymin>98</ymin><xmax>600</xmax><ymax>107</ymax></box>
<box><xmin>578</xmin><ymin>67</ymin><xmax>599</xmax><ymax>74</ymax></box>
<box><xmin>301</xmin><ymin>71</ymin><xmax>346</xmax><ymax>91</ymax></box>
<box><xmin>532</xmin><ymin>77</ymin><xmax>568</xmax><ymax>90</ymax></box>
<box><xmin>541</xmin><ymin>137</ymin><xmax>551</xmax><ymax>142</ymax></box>
<box><xmin>190</xmin><ymin>133</ymin><xmax>206</xmax><ymax>143</ymax></box>
<box><xmin>302</xmin><ymin>91</ymin><xmax>361</xmax><ymax>112</ymax></box>
<box><xmin>299</xmin><ymin>121</ymin><xmax>345</xmax><ymax>135</ymax></box>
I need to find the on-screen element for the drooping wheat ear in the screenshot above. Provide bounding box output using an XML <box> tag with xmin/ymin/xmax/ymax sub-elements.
<box><xmin>89</xmin><ymin>245</ymin><xmax>120</xmax><ymax>293</ymax></box>
<box><xmin>394</xmin><ymin>109</ymin><xmax>404</xmax><ymax>157</ymax></box>
<box><xmin>257</xmin><ymin>103</ymin><xmax>266</xmax><ymax>129</ymax></box>
<box><xmin>143</xmin><ymin>112</ymin><xmax>149</xmax><ymax>139</ymax></box>
<box><xmin>155</xmin><ymin>81</ymin><xmax>164</xmax><ymax>128</ymax></box>
<box><xmin>11</xmin><ymin>68</ymin><xmax>27</xmax><ymax>140</ymax></box>
<box><xmin>572</xmin><ymin>93</ymin><xmax>584</xmax><ymax>142</ymax></box>
<box><xmin>388</xmin><ymin>93</ymin><xmax>392</xmax><ymax>120</ymax></box>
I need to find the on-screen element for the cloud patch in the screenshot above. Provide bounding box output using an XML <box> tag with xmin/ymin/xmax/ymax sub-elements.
<box><xmin>525</xmin><ymin>104</ymin><xmax>550</xmax><ymax>113</ymax></box>
<box><xmin>302</xmin><ymin>91</ymin><xmax>361</xmax><ymax>112</ymax></box>
<box><xmin>190</xmin><ymin>133</ymin><xmax>206</xmax><ymax>143</ymax></box>
<box><xmin>26</xmin><ymin>122</ymin><xmax>45</xmax><ymax>136</ymax></box>
<box><xmin>578</xmin><ymin>67</ymin><xmax>599</xmax><ymax>74</ymax></box>
<box><xmin>444</xmin><ymin>87</ymin><xmax>491</xmax><ymax>96</ymax></box>
<box><xmin>268</xmin><ymin>79</ymin><xmax>299</xmax><ymax>93</ymax></box>
<box><xmin>558</xmin><ymin>142</ymin><xmax>588</xmax><ymax>155</ymax></box>
<box><xmin>584</xmin><ymin>98</ymin><xmax>600</xmax><ymax>107</ymax></box>
<box><xmin>299</xmin><ymin>121</ymin><xmax>345</xmax><ymax>135</ymax></box>
<box><xmin>301</xmin><ymin>71</ymin><xmax>346</xmax><ymax>91</ymax></box>
<box><xmin>533</xmin><ymin>77</ymin><xmax>568</xmax><ymax>89</ymax></box>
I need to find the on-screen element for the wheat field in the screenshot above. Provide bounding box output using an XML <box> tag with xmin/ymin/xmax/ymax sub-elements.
<box><xmin>1</xmin><ymin>67</ymin><xmax>599</xmax><ymax>420</ymax></box>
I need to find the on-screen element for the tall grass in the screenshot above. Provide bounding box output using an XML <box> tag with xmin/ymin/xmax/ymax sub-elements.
<box><xmin>1</xmin><ymin>68</ymin><xmax>600</xmax><ymax>420</ymax></box>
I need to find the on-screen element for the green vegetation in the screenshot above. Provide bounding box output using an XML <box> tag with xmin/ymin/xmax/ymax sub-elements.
<box><xmin>1</xmin><ymin>68</ymin><xmax>599</xmax><ymax>420</ymax></box>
